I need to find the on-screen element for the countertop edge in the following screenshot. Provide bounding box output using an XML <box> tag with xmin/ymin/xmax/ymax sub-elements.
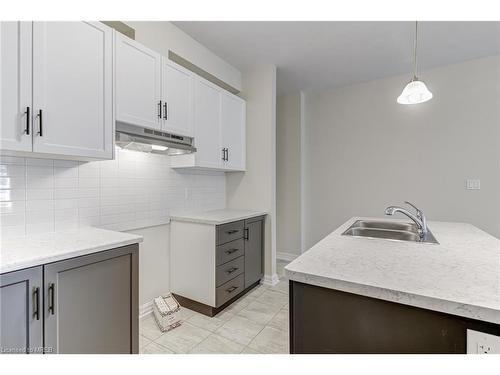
<box><xmin>170</xmin><ymin>212</ymin><xmax>267</xmax><ymax>225</ymax></box>
<box><xmin>0</xmin><ymin>237</ymin><xmax>143</xmax><ymax>275</ymax></box>
<box><xmin>285</xmin><ymin>270</ymin><xmax>500</xmax><ymax>325</ymax></box>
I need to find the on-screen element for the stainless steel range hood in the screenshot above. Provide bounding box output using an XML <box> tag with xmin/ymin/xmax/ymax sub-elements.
<box><xmin>115</xmin><ymin>123</ymin><xmax>196</xmax><ymax>155</ymax></box>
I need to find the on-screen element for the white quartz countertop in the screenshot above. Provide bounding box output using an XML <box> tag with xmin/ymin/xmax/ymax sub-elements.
<box><xmin>285</xmin><ymin>217</ymin><xmax>500</xmax><ymax>324</ymax></box>
<box><xmin>0</xmin><ymin>227</ymin><xmax>143</xmax><ymax>274</ymax></box>
<box><xmin>170</xmin><ymin>209</ymin><xmax>267</xmax><ymax>225</ymax></box>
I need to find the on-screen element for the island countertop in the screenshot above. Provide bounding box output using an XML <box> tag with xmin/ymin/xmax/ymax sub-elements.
<box><xmin>0</xmin><ymin>227</ymin><xmax>143</xmax><ymax>274</ymax></box>
<box><xmin>285</xmin><ymin>217</ymin><xmax>500</xmax><ymax>324</ymax></box>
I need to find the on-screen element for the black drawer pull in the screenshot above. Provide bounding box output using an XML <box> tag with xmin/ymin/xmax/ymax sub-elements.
<box><xmin>226</xmin><ymin>229</ymin><xmax>239</xmax><ymax>235</ymax></box>
<box><xmin>48</xmin><ymin>283</ymin><xmax>55</xmax><ymax>315</ymax></box>
<box><xmin>32</xmin><ymin>287</ymin><xmax>40</xmax><ymax>320</ymax></box>
<box><xmin>225</xmin><ymin>248</ymin><xmax>239</xmax><ymax>255</ymax></box>
<box><xmin>226</xmin><ymin>267</ymin><xmax>239</xmax><ymax>274</ymax></box>
<box><xmin>226</xmin><ymin>286</ymin><xmax>238</xmax><ymax>293</ymax></box>
<box><xmin>244</xmin><ymin>228</ymin><xmax>249</xmax><ymax>241</ymax></box>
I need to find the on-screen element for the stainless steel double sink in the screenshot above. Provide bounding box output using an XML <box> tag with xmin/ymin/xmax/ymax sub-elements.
<box><xmin>342</xmin><ymin>220</ymin><xmax>439</xmax><ymax>244</ymax></box>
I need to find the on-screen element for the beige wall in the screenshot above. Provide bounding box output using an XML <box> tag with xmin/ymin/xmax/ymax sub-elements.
<box><xmin>276</xmin><ymin>93</ymin><xmax>302</xmax><ymax>257</ymax></box>
<box><xmin>226</xmin><ymin>65</ymin><xmax>278</xmax><ymax>282</ymax></box>
<box><xmin>125</xmin><ymin>21</ymin><xmax>242</xmax><ymax>91</ymax></box>
<box><xmin>302</xmin><ymin>56</ymin><xmax>500</xmax><ymax>248</ymax></box>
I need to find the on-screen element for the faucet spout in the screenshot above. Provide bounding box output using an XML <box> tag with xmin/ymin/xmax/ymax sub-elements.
<box><xmin>385</xmin><ymin>205</ymin><xmax>428</xmax><ymax>238</ymax></box>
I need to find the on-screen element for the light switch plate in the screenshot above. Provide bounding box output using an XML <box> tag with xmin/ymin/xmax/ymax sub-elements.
<box><xmin>466</xmin><ymin>179</ymin><xmax>481</xmax><ymax>190</ymax></box>
<box><xmin>467</xmin><ymin>329</ymin><xmax>500</xmax><ymax>354</ymax></box>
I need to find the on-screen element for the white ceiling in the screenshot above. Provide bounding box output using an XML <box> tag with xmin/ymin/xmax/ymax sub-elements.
<box><xmin>173</xmin><ymin>21</ymin><xmax>500</xmax><ymax>94</ymax></box>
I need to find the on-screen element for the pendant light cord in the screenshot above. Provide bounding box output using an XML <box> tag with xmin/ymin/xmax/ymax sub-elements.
<box><xmin>413</xmin><ymin>21</ymin><xmax>418</xmax><ymax>80</ymax></box>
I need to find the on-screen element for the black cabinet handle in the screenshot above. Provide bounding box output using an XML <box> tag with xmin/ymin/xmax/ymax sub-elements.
<box><xmin>221</xmin><ymin>148</ymin><xmax>225</xmax><ymax>161</ymax></box>
<box><xmin>226</xmin><ymin>286</ymin><xmax>238</xmax><ymax>293</ymax></box>
<box><xmin>32</xmin><ymin>287</ymin><xmax>40</xmax><ymax>320</ymax></box>
<box><xmin>226</xmin><ymin>148</ymin><xmax>229</xmax><ymax>161</ymax></box>
<box><xmin>158</xmin><ymin>101</ymin><xmax>162</xmax><ymax>119</ymax></box>
<box><xmin>37</xmin><ymin>109</ymin><xmax>43</xmax><ymax>137</ymax></box>
<box><xmin>25</xmin><ymin>106</ymin><xmax>30</xmax><ymax>135</ymax></box>
<box><xmin>226</xmin><ymin>267</ymin><xmax>239</xmax><ymax>274</ymax></box>
<box><xmin>225</xmin><ymin>248</ymin><xmax>238</xmax><ymax>255</ymax></box>
<box><xmin>163</xmin><ymin>102</ymin><xmax>168</xmax><ymax>120</ymax></box>
<box><xmin>226</xmin><ymin>229</ymin><xmax>239</xmax><ymax>235</ymax></box>
<box><xmin>244</xmin><ymin>228</ymin><xmax>249</xmax><ymax>241</ymax></box>
<box><xmin>48</xmin><ymin>283</ymin><xmax>55</xmax><ymax>315</ymax></box>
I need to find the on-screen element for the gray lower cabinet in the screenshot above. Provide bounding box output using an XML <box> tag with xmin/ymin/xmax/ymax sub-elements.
<box><xmin>243</xmin><ymin>216</ymin><xmax>264</xmax><ymax>288</ymax></box>
<box><xmin>0</xmin><ymin>244</ymin><xmax>138</xmax><ymax>354</ymax></box>
<box><xmin>0</xmin><ymin>267</ymin><xmax>43</xmax><ymax>354</ymax></box>
<box><xmin>44</xmin><ymin>245</ymin><xmax>138</xmax><ymax>354</ymax></box>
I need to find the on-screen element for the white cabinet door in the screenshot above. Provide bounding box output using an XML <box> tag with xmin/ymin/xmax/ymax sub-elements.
<box><xmin>221</xmin><ymin>92</ymin><xmax>246</xmax><ymax>171</ymax></box>
<box><xmin>193</xmin><ymin>78</ymin><xmax>222</xmax><ymax>168</ymax></box>
<box><xmin>115</xmin><ymin>32</ymin><xmax>161</xmax><ymax>130</ymax></box>
<box><xmin>0</xmin><ymin>22</ymin><xmax>32</xmax><ymax>153</ymax></box>
<box><xmin>162</xmin><ymin>58</ymin><xmax>193</xmax><ymax>137</ymax></box>
<box><xmin>32</xmin><ymin>22</ymin><xmax>113</xmax><ymax>159</ymax></box>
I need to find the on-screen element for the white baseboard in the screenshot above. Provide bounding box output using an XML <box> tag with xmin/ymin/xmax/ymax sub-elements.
<box><xmin>262</xmin><ymin>273</ymin><xmax>280</xmax><ymax>286</ymax></box>
<box><xmin>277</xmin><ymin>251</ymin><xmax>299</xmax><ymax>262</ymax></box>
<box><xmin>139</xmin><ymin>301</ymin><xmax>153</xmax><ymax>318</ymax></box>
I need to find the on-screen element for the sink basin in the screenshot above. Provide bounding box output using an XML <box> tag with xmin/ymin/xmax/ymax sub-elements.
<box><xmin>342</xmin><ymin>220</ymin><xmax>438</xmax><ymax>244</ymax></box>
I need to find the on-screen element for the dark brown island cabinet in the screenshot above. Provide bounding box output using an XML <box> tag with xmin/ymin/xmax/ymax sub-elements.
<box><xmin>289</xmin><ymin>281</ymin><xmax>500</xmax><ymax>354</ymax></box>
<box><xmin>0</xmin><ymin>244</ymin><xmax>139</xmax><ymax>354</ymax></box>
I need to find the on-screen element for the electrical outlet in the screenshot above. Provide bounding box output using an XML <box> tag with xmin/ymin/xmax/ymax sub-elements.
<box><xmin>466</xmin><ymin>179</ymin><xmax>481</xmax><ymax>190</ymax></box>
<box><xmin>467</xmin><ymin>329</ymin><xmax>500</xmax><ymax>354</ymax></box>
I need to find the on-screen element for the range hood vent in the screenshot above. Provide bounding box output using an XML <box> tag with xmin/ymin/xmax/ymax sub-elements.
<box><xmin>115</xmin><ymin>123</ymin><xmax>196</xmax><ymax>155</ymax></box>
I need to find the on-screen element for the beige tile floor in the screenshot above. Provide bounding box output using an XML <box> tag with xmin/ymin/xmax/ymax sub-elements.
<box><xmin>139</xmin><ymin>259</ymin><xmax>290</xmax><ymax>354</ymax></box>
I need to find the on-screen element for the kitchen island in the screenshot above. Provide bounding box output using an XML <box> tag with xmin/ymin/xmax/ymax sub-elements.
<box><xmin>285</xmin><ymin>217</ymin><xmax>500</xmax><ymax>354</ymax></box>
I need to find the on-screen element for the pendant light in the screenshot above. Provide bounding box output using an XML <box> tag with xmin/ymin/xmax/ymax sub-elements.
<box><xmin>397</xmin><ymin>21</ymin><xmax>433</xmax><ymax>105</ymax></box>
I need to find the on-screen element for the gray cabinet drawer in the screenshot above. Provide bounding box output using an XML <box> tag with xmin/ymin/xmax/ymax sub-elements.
<box><xmin>216</xmin><ymin>239</ymin><xmax>244</xmax><ymax>266</ymax></box>
<box><xmin>216</xmin><ymin>273</ymin><xmax>244</xmax><ymax>307</ymax></box>
<box><xmin>216</xmin><ymin>220</ymin><xmax>244</xmax><ymax>245</ymax></box>
<box><xmin>216</xmin><ymin>256</ymin><xmax>244</xmax><ymax>287</ymax></box>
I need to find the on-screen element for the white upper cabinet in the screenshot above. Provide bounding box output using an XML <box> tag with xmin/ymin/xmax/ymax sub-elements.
<box><xmin>0</xmin><ymin>21</ymin><xmax>114</xmax><ymax>160</ymax></box>
<box><xmin>115</xmin><ymin>32</ymin><xmax>161</xmax><ymax>130</ymax></box>
<box><xmin>0</xmin><ymin>22</ymin><xmax>32</xmax><ymax>152</ymax></box>
<box><xmin>221</xmin><ymin>92</ymin><xmax>246</xmax><ymax>171</ymax></box>
<box><xmin>32</xmin><ymin>22</ymin><xmax>113</xmax><ymax>159</ymax></box>
<box><xmin>170</xmin><ymin>76</ymin><xmax>246</xmax><ymax>172</ymax></box>
<box><xmin>161</xmin><ymin>58</ymin><xmax>194</xmax><ymax>137</ymax></box>
<box><xmin>192</xmin><ymin>78</ymin><xmax>222</xmax><ymax>168</ymax></box>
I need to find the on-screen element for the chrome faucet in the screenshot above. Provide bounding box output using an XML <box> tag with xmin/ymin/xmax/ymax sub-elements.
<box><xmin>385</xmin><ymin>201</ymin><xmax>428</xmax><ymax>238</ymax></box>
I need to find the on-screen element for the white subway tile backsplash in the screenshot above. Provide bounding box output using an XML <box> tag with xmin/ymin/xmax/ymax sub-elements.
<box><xmin>0</xmin><ymin>164</ymin><xmax>26</xmax><ymax>177</ymax></box>
<box><xmin>0</xmin><ymin>201</ymin><xmax>25</xmax><ymax>214</ymax></box>
<box><xmin>54</xmin><ymin>177</ymin><xmax>78</xmax><ymax>189</ymax></box>
<box><xmin>0</xmin><ymin>156</ymin><xmax>26</xmax><ymax>165</ymax></box>
<box><xmin>0</xmin><ymin>147</ymin><xmax>225</xmax><ymax>235</ymax></box>
<box><xmin>0</xmin><ymin>177</ymin><xmax>26</xmax><ymax>189</ymax></box>
<box><xmin>26</xmin><ymin>200</ymin><xmax>54</xmax><ymax>211</ymax></box>
<box><xmin>0</xmin><ymin>189</ymin><xmax>26</xmax><ymax>202</ymax></box>
<box><xmin>26</xmin><ymin>158</ymin><xmax>53</xmax><ymax>166</ymax></box>
<box><xmin>27</xmin><ymin>189</ymin><xmax>54</xmax><ymax>200</ymax></box>
<box><xmin>54</xmin><ymin>188</ymin><xmax>79</xmax><ymax>200</ymax></box>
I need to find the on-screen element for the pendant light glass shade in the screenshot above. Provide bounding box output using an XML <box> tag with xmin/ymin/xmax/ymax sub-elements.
<box><xmin>397</xmin><ymin>78</ymin><xmax>433</xmax><ymax>104</ymax></box>
<box><xmin>397</xmin><ymin>21</ymin><xmax>433</xmax><ymax>105</ymax></box>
